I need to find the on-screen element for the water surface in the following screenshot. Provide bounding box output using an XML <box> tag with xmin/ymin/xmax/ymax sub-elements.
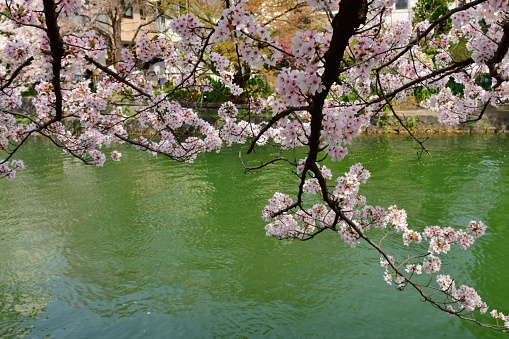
<box><xmin>0</xmin><ymin>135</ymin><xmax>508</xmax><ymax>338</ymax></box>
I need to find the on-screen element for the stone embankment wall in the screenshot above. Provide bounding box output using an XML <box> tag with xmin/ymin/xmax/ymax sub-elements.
<box><xmin>367</xmin><ymin>107</ymin><xmax>509</xmax><ymax>134</ymax></box>
<box><xmin>21</xmin><ymin>99</ymin><xmax>509</xmax><ymax>134</ymax></box>
<box><xmin>191</xmin><ymin>103</ymin><xmax>509</xmax><ymax>134</ymax></box>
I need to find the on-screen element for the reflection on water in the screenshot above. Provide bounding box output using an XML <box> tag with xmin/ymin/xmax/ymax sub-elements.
<box><xmin>0</xmin><ymin>135</ymin><xmax>508</xmax><ymax>338</ymax></box>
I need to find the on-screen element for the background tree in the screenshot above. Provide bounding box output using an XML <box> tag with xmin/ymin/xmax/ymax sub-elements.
<box><xmin>158</xmin><ymin>0</ymin><xmax>324</xmax><ymax>102</ymax></box>
<box><xmin>412</xmin><ymin>0</ymin><xmax>453</xmax><ymax>35</ymax></box>
<box><xmin>73</xmin><ymin>0</ymin><xmax>160</xmax><ymax>65</ymax></box>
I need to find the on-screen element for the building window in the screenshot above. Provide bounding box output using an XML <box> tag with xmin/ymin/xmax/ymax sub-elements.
<box><xmin>395</xmin><ymin>0</ymin><xmax>408</xmax><ymax>9</ymax></box>
<box><xmin>140</xmin><ymin>9</ymin><xmax>146</xmax><ymax>20</ymax></box>
<box><xmin>123</xmin><ymin>6</ymin><xmax>133</xmax><ymax>18</ymax></box>
<box><xmin>156</xmin><ymin>16</ymin><xmax>166</xmax><ymax>32</ymax></box>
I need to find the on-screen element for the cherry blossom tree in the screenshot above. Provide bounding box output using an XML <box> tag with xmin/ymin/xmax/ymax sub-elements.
<box><xmin>1</xmin><ymin>0</ymin><xmax>509</xmax><ymax>331</ymax></box>
<box><xmin>164</xmin><ymin>0</ymin><xmax>323</xmax><ymax>102</ymax></box>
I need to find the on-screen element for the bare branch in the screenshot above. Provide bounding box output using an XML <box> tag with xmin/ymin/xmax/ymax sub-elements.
<box><xmin>375</xmin><ymin>70</ymin><xmax>430</xmax><ymax>156</ymax></box>
<box><xmin>239</xmin><ymin>152</ymin><xmax>297</xmax><ymax>172</ymax></box>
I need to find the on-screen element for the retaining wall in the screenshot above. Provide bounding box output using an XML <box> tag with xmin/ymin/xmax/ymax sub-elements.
<box><xmin>20</xmin><ymin>99</ymin><xmax>509</xmax><ymax>134</ymax></box>
<box><xmin>366</xmin><ymin>107</ymin><xmax>509</xmax><ymax>134</ymax></box>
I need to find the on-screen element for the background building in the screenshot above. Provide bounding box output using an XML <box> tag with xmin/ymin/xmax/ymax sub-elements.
<box><xmin>389</xmin><ymin>0</ymin><xmax>468</xmax><ymax>24</ymax></box>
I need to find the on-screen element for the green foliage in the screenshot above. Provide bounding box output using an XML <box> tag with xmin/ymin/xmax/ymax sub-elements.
<box><xmin>475</xmin><ymin>75</ymin><xmax>492</xmax><ymax>90</ymax></box>
<box><xmin>156</xmin><ymin>75</ymin><xmax>272</xmax><ymax>104</ymax></box>
<box><xmin>200</xmin><ymin>77</ymin><xmax>231</xmax><ymax>103</ymax></box>
<box><xmin>448</xmin><ymin>38</ymin><xmax>471</xmax><ymax>62</ymax></box>
<box><xmin>377</xmin><ymin>111</ymin><xmax>391</xmax><ymax>127</ymax></box>
<box><xmin>159</xmin><ymin>81</ymin><xmax>202</xmax><ymax>102</ymax></box>
<box><xmin>412</xmin><ymin>86</ymin><xmax>439</xmax><ymax>102</ymax></box>
<box><xmin>340</xmin><ymin>92</ymin><xmax>360</xmax><ymax>103</ymax></box>
<box><xmin>412</xmin><ymin>0</ymin><xmax>453</xmax><ymax>36</ymax></box>
<box><xmin>446</xmin><ymin>77</ymin><xmax>465</xmax><ymax>95</ymax></box>
<box><xmin>411</xmin><ymin>78</ymin><xmax>465</xmax><ymax>103</ymax></box>
<box><xmin>21</xmin><ymin>84</ymin><xmax>37</xmax><ymax>97</ymax></box>
<box><xmin>199</xmin><ymin>75</ymin><xmax>272</xmax><ymax>104</ymax></box>
<box><xmin>406</xmin><ymin>116</ymin><xmax>419</xmax><ymax>130</ymax></box>
<box><xmin>246</xmin><ymin>76</ymin><xmax>272</xmax><ymax>98</ymax></box>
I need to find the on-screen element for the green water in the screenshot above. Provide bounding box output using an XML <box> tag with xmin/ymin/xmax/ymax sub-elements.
<box><xmin>0</xmin><ymin>135</ymin><xmax>508</xmax><ymax>338</ymax></box>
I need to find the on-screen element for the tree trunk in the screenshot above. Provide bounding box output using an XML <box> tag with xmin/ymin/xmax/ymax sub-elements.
<box><xmin>110</xmin><ymin>13</ymin><xmax>123</xmax><ymax>66</ymax></box>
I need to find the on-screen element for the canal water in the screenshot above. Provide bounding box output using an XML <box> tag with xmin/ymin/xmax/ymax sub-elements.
<box><xmin>0</xmin><ymin>135</ymin><xmax>508</xmax><ymax>338</ymax></box>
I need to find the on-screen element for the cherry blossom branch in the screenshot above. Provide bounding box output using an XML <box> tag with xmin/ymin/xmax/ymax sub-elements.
<box><xmin>485</xmin><ymin>19</ymin><xmax>509</xmax><ymax>87</ymax></box>
<box><xmin>0</xmin><ymin>131</ymin><xmax>34</xmax><ymax>164</ymax></box>
<box><xmin>338</xmin><ymin>211</ymin><xmax>506</xmax><ymax>331</ymax></box>
<box><xmin>375</xmin><ymin>0</ymin><xmax>486</xmax><ymax>72</ymax></box>
<box><xmin>247</xmin><ymin>106</ymin><xmax>309</xmax><ymax>154</ymax></box>
<box><xmin>303</xmin><ymin>0</ymin><xmax>367</xmax><ymax>179</ymax></box>
<box><xmin>0</xmin><ymin>57</ymin><xmax>34</xmax><ymax>91</ymax></box>
<box><xmin>129</xmin><ymin>15</ymin><xmax>160</xmax><ymax>46</ymax></box>
<box><xmin>84</xmin><ymin>56</ymin><xmax>152</xmax><ymax>98</ymax></box>
<box><xmin>461</xmin><ymin>100</ymin><xmax>490</xmax><ymax>124</ymax></box>
<box><xmin>368</xmin><ymin>58</ymin><xmax>474</xmax><ymax>106</ymax></box>
<box><xmin>161</xmin><ymin>28</ymin><xmax>215</xmax><ymax>98</ymax></box>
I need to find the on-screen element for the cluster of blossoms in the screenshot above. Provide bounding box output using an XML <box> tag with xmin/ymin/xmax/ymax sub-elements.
<box><xmin>64</xmin><ymin>32</ymin><xmax>107</xmax><ymax>61</ymax></box>
<box><xmin>435</xmin><ymin>275</ymin><xmax>488</xmax><ymax>314</ymax></box>
<box><xmin>292</xmin><ymin>30</ymin><xmax>330</xmax><ymax>61</ymax></box>
<box><xmin>322</xmin><ymin>103</ymin><xmax>371</xmax><ymax>161</ymax></box>
<box><xmin>135</xmin><ymin>32</ymin><xmax>164</xmax><ymax>63</ymax></box>
<box><xmin>170</xmin><ymin>13</ymin><xmax>206</xmax><ymax>54</ymax></box>
<box><xmin>218</xmin><ymin>101</ymin><xmax>263</xmax><ymax>146</ymax></box>
<box><xmin>131</xmin><ymin>97</ymin><xmax>222</xmax><ymax>161</ymax></box>
<box><xmin>491</xmin><ymin>310</ymin><xmax>509</xmax><ymax>327</ymax></box>
<box><xmin>422</xmin><ymin>222</ymin><xmax>486</xmax><ymax>253</ymax></box>
<box><xmin>56</xmin><ymin>0</ymin><xmax>83</xmax><ymax>18</ymax></box>
<box><xmin>418</xmin><ymin>4</ymin><xmax>509</xmax><ymax>126</ymax></box>
<box><xmin>263</xmin><ymin>157</ymin><xmax>493</xmax><ymax>317</ymax></box>
<box><xmin>213</xmin><ymin>2</ymin><xmax>282</xmax><ymax>67</ymax></box>
<box><xmin>0</xmin><ymin>159</ymin><xmax>24</xmax><ymax>180</ymax></box>
<box><xmin>0</xmin><ymin>0</ymin><xmax>41</xmax><ymax>25</ymax></box>
<box><xmin>263</xmin><ymin>163</ymin><xmax>370</xmax><ymax>244</ymax></box>
<box><xmin>378</xmin><ymin>220</ymin><xmax>491</xmax><ymax>316</ymax></box>
<box><xmin>209</xmin><ymin>52</ymin><xmax>229</xmax><ymax>72</ymax></box>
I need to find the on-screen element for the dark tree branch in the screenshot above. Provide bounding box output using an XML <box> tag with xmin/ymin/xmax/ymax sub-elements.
<box><xmin>84</xmin><ymin>55</ymin><xmax>153</xmax><ymax>98</ymax></box>
<box><xmin>0</xmin><ymin>57</ymin><xmax>34</xmax><ymax>91</ymax></box>
<box><xmin>369</xmin><ymin>58</ymin><xmax>474</xmax><ymax>106</ymax></box>
<box><xmin>129</xmin><ymin>15</ymin><xmax>161</xmax><ymax>46</ymax></box>
<box><xmin>461</xmin><ymin>100</ymin><xmax>490</xmax><ymax>124</ymax></box>
<box><xmin>300</xmin><ymin>0</ymin><xmax>368</xmax><ymax>208</ymax></box>
<box><xmin>247</xmin><ymin>106</ymin><xmax>310</xmax><ymax>154</ymax></box>
<box><xmin>239</xmin><ymin>153</ymin><xmax>297</xmax><ymax>172</ymax></box>
<box><xmin>337</xmin><ymin>209</ymin><xmax>506</xmax><ymax>331</ymax></box>
<box><xmin>485</xmin><ymin>20</ymin><xmax>509</xmax><ymax>88</ymax></box>
<box><xmin>42</xmin><ymin>0</ymin><xmax>65</xmax><ymax>121</ymax></box>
